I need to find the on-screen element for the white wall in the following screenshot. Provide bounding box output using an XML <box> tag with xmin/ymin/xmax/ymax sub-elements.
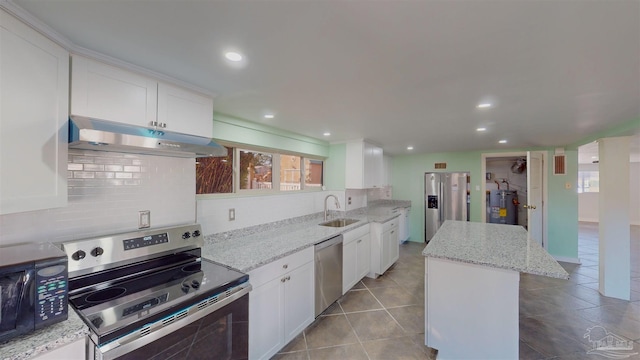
<box><xmin>197</xmin><ymin>190</ymin><xmax>345</xmax><ymax>235</ymax></box>
<box><xmin>578</xmin><ymin>162</ymin><xmax>640</xmax><ymax>225</ymax></box>
<box><xmin>0</xmin><ymin>150</ymin><xmax>195</xmax><ymax>246</ymax></box>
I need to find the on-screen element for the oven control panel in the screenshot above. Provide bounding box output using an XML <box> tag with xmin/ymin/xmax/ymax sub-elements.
<box><xmin>123</xmin><ymin>233</ymin><xmax>169</xmax><ymax>251</ymax></box>
<box><xmin>59</xmin><ymin>224</ymin><xmax>204</xmax><ymax>277</ymax></box>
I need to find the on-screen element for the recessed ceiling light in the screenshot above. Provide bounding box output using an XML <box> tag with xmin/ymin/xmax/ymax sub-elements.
<box><xmin>323</xmin><ymin>132</ymin><xmax>331</xmax><ymax>136</ymax></box>
<box><xmin>499</xmin><ymin>139</ymin><xmax>507</xmax><ymax>144</ymax></box>
<box><xmin>224</xmin><ymin>51</ymin><xmax>243</xmax><ymax>62</ymax></box>
<box><xmin>264</xmin><ymin>114</ymin><xmax>274</xmax><ymax>119</ymax></box>
<box><xmin>407</xmin><ymin>146</ymin><xmax>414</xmax><ymax>150</ymax></box>
<box><xmin>476</xmin><ymin>127</ymin><xmax>487</xmax><ymax>132</ymax></box>
<box><xmin>477</xmin><ymin>103</ymin><xmax>492</xmax><ymax>109</ymax></box>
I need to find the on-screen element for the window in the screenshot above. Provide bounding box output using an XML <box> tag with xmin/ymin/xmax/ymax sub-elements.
<box><xmin>196</xmin><ymin>146</ymin><xmax>233</xmax><ymax>194</ymax></box>
<box><xmin>239</xmin><ymin>150</ymin><xmax>273</xmax><ymax>190</ymax></box>
<box><xmin>280</xmin><ymin>155</ymin><xmax>301</xmax><ymax>191</ymax></box>
<box><xmin>305</xmin><ymin>159</ymin><xmax>323</xmax><ymax>189</ymax></box>
<box><xmin>578</xmin><ymin>171</ymin><xmax>599</xmax><ymax>193</ymax></box>
<box><xmin>196</xmin><ymin>145</ymin><xmax>323</xmax><ymax>195</ymax></box>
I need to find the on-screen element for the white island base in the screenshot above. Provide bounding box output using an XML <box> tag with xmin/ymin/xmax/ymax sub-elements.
<box><xmin>425</xmin><ymin>257</ymin><xmax>519</xmax><ymax>359</ymax></box>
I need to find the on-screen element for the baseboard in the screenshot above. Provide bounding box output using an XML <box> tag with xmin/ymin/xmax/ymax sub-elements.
<box><xmin>578</xmin><ymin>217</ymin><xmax>599</xmax><ymax>223</ymax></box>
<box><xmin>553</xmin><ymin>255</ymin><xmax>581</xmax><ymax>264</ymax></box>
<box><xmin>578</xmin><ymin>220</ymin><xmax>640</xmax><ymax>226</ymax></box>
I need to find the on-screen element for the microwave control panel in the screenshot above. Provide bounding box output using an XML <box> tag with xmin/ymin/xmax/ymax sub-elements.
<box><xmin>34</xmin><ymin>263</ymin><xmax>68</xmax><ymax>326</ymax></box>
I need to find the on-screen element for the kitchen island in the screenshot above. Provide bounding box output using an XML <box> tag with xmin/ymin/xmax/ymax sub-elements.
<box><xmin>422</xmin><ymin>220</ymin><xmax>568</xmax><ymax>359</ymax></box>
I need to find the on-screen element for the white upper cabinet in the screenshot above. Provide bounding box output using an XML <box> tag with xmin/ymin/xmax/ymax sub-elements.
<box><xmin>382</xmin><ymin>154</ymin><xmax>392</xmax><ymax>187</ymax></box>
<box><xmin>346</xmin><ymin>140</ymin><xmax>384</xmax><ymax>189</ymax></box>
<box><xmin>71</xmin><ymin>55</ymin><xmax>213</xmax><ymax>136</ymax></box>
<box><xmin>70</xmin><ymin>55</ymin><xmax>157</xmax><ymax>127</ymax></box>
<box><xmin>157</xmin><ymin>82</ymin><xmax>213</xmax><ymax>136</ymax></box>
<box><xmin>1</xmin><ymin>9</ymin><xmax>69</xmax><ymax>215</ymax></box>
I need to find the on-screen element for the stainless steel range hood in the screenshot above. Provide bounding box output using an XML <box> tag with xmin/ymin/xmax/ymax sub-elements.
<box><xmin>68</xmin><ymin>116</ymin><xmax>227</xmax><ymax>158</ymax></box>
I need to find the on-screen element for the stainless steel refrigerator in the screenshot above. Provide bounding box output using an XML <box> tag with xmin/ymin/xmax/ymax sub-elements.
<box><xmin>425</xmin><ymin>172</ymin><xmax>470</xmax><ymax>242</ymax></box>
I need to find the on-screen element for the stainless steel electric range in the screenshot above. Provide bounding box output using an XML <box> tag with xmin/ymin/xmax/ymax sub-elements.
<box><xmin>60</xmin><ymin>224</ymin><xmax>251</xmax><ymax>360</ymax></box>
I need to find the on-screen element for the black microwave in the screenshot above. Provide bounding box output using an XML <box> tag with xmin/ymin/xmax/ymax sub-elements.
<box><xmin>0</xmin><ymin>242</ymin><xmax>68</xmax><ymax>343</ymax></box>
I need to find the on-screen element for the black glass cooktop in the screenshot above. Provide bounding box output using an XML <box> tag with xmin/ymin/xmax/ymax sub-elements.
<box><xmin>70</xmin><ymin>258</ymin><xmax>248</xmax><ymax>345</ymax></box>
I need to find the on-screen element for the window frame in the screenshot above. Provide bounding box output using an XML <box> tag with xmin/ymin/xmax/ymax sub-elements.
<box><xmin>577</xmin><ymin>170</ymin><xmax>599</xmax><ymax>193</ymax></box>
<box><xmin>196</xmin><ymin>142</ymin><xmax>325</xmax><ymax>198</ymax></box>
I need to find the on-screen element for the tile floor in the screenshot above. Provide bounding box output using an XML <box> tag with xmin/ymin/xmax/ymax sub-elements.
<box><xmin>273</xmin><ymin>222</ymin><xmax>640</xmax><ymax>360</ymax></box>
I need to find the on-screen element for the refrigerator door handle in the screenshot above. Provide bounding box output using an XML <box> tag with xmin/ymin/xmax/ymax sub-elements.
<box><xmin>439</xmin><ymin>179</ymin><xmax>443</xmax><ymax>225</ymax></box>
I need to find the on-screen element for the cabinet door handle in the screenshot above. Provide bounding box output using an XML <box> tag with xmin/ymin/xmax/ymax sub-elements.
<box><xmin>357</xmin><ymin>239</ymin><xmax>362</xmax><ymax>243</ymax></box>
<box><xmin>282</xmin><ymin>264</ymin><xmax>288</xmax><ymax>269</ymax></box>
<box><xmin>391</xmin><ymin>231</ymin><xmax>395</xmax><ymax>234</ymax></box>
<box><xmin>286</xmin><ymin>276</ymin><xmax>291</xmax><ymax>281</ymax></box>
<box><xmin>281</xmin><ymin>277</ymin><xmax>286</xmax><ymax>282</ymax></box>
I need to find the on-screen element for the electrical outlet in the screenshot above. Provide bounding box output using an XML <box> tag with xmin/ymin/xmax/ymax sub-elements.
<box><xmin>229</xmin><ymin>208</ymin><xmax>235</xmax><ymax>221</ymax></box>
<box><xmin>138</xmin><ymin>210</ymin><xmax>150</xmax><ymax>229</ymax></box>
<box><xmin>348</xmin><ymin>197</ymin><xmax>352</xmax><ymax>205</ymax></box>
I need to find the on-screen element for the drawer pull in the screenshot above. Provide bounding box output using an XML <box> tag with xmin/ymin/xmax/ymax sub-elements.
<box><xmin>281</xmin><ymin>277</ymin><xmax>286</xmax><ymax>283</ymax></box>
<box><xmin>286</xmin><ymin>276</ymin><xmax>291</xmax><ymax>281</ymax></box>
<box><xmin>283</xmin><ymin>264</ymin><xmax>288</xmax><ymax>269</ymax></box>
<box><xmin>357</xmin><ymin>239</ymin><xmax>362</xmax><ymax>243</ymax></box>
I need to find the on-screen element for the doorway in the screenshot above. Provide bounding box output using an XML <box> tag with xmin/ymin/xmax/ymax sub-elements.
<box><xmin>481</xmin><ymin>151</ymin><xmax>548</xmax><ymax>248</ymax></box>
<box><xmin>485</xmin><ymin>156</ymin><xmax>528</xmax><ymax>227</ymax></box>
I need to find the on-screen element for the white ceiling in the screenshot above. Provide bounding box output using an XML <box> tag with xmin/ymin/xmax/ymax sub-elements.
<box><xmin>12</xmin><ymin>0</ymin><xmax>640</xmax><ymax>156</ymax></box>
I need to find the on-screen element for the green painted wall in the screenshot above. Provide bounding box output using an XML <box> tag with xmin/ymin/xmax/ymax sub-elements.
<box><xmin>392</xmin><ymin>148</ymin><xmax>580</xmax><ymax>260</ymax></box>
<box><xmin>392</xmin><ymin>151</ymin><xmax>482</xmax><ymax>245</ymax></box>
<box><xmin>212</xmin><ymin>112</ymin><xmax>330</xmax><ymax>157</ymax></box>
<box><xmin>546</xmin><ymin>150</ymin><xmax>578</xmax><ymax>258</ymax></box>
<box><xmin>324</xmin><ymin>143</ymin><xmax>346</xmax><ymax>190</ymax></box>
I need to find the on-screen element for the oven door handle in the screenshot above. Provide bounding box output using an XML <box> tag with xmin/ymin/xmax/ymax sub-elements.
<box><xmin>90</xmin><ymin>282</ymin><xmax>251</xmax><ymax>360</ymax></box>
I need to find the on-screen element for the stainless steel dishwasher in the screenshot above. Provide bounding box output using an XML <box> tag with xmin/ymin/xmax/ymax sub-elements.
<box><xmin>315</xmin><ymin>234</ymin><xmax>343</xmax><ymax>317</ymax></box>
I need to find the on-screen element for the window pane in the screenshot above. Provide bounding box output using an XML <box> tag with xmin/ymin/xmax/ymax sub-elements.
<box><xmin>304</xmin><ymin>159</ymin><xmax>323</xmax><ymax>189</ymax></box>
<box><xmin>196</xmin><ymin>146</ymin><xmax>233</xmax><ymax>194</ymax></box>
<box><xmin>280</xmin><ymin>155</ymin><xmax>301</xmax><ymax>191</ymax></box>
<box><xmin>240</xmin><ymin>150</ymin><xmax>273</xmax><ymax>190</ymax></box>
<box><xmin>578</xmin><ymin>171</ymin><xmax>599</xmax><ymax>193</ymax></box>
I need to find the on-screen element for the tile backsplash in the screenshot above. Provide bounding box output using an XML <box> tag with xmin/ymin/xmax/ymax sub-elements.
<box><xmin>0</xmin><ymin>149</ymin><xmax>195</xmax><ymax>246</ymax></box>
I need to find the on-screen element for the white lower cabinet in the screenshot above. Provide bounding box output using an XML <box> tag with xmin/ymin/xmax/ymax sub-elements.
<box><xmin>369</xmin><ymin>218</ymin><xmax>400</xmax><ymax>277</ymax></box>
<box><xmin>342</xmin><ymin>225</ymin><xmax>371</xmax><ymax>294</ymax></box>
<box><xmin>248</xmin><ymin>247</ymin><xmax>314</xmax><ymax>360</ymax></box>
<box><xmin>34</xmin><ymin>337</ymin><xmax>85</xmax><ymax>360</ymax></box>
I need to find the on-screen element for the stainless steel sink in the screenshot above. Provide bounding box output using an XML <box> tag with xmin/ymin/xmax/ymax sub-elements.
<box><xmin>318</xmin><ymin>218</ymin><xmax>360</xmax><ymax>227</ymax></box>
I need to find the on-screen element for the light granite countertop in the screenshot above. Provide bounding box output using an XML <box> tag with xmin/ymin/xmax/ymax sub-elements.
<box><xmin>0</xmin><ymin>307</ymin><xmax>89</xmax><ymax>360</ymax></box>
<box><xmin>0</xmin><ymin>200</ymin><xmax>411</xmax><ymax>360</ymax></box>
<box><xmin>422</xmin><ymin>220</ymin><xmax>569</xmax><ymax>279</ymax></box>
<box><xmin>203</xmin><ymin>201</ymin><xmax>411</xmax><ymax>273</ymax></box>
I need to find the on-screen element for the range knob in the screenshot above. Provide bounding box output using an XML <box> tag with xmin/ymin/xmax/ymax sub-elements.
<box><xmin>182</xmin><ymin>232</ymin><xmax>191</xmax><ymax>240</ymax></box>
<box><xmin>192</xmin><ymin>230</ymin><xmax>201</xmax><ymax>238</ymax></box>
<box><xmin>71</xmin><ymin>250</ymin><xmax>86</xmax><ymax>261</ymax></box>
<box><xmin>191</xmin><ymin>280</ymin><xmax>200</xmax><ymax>289</ymax></box>
<box><xmin>181</xmin><ymin>283</ymin><xmax>190</xmax><ymax>293</ymax></box>
<box><xmin>90</xmin><ymin>247</ymin><xmax>104</xmax><ymax>257</ymax></box>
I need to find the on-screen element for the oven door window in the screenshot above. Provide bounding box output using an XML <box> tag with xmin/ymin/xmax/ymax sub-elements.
<box><xmin>0</xmin><ymin>271</ymin><xmax>26</xmax><ymax>332</ymax></box>
<box><xmin>114</xmin><ymin>293</ymin><xmax>248</xmax><ymax>360</ymax></box>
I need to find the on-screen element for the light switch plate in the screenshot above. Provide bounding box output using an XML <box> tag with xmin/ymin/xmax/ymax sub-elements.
<box><xmin>139</xmin><ymin>210</ymin><xmax>150</xmax><ymax>229</ymax></box>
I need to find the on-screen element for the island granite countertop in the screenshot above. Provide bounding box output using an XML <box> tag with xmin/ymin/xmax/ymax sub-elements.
<box><xmin>0</xmin><ymin>307</ymin><xmax>89</xmax><ymax>360</ymax></box>
<box><xmin>203</xmin><ymin>201</ymin><xmax>410</xmax><ymax>273</ymax></box>
<box><xmin>422</xmin><ymin>220</ymin><xmax>569</xmax><ymax>279</ymax></box>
